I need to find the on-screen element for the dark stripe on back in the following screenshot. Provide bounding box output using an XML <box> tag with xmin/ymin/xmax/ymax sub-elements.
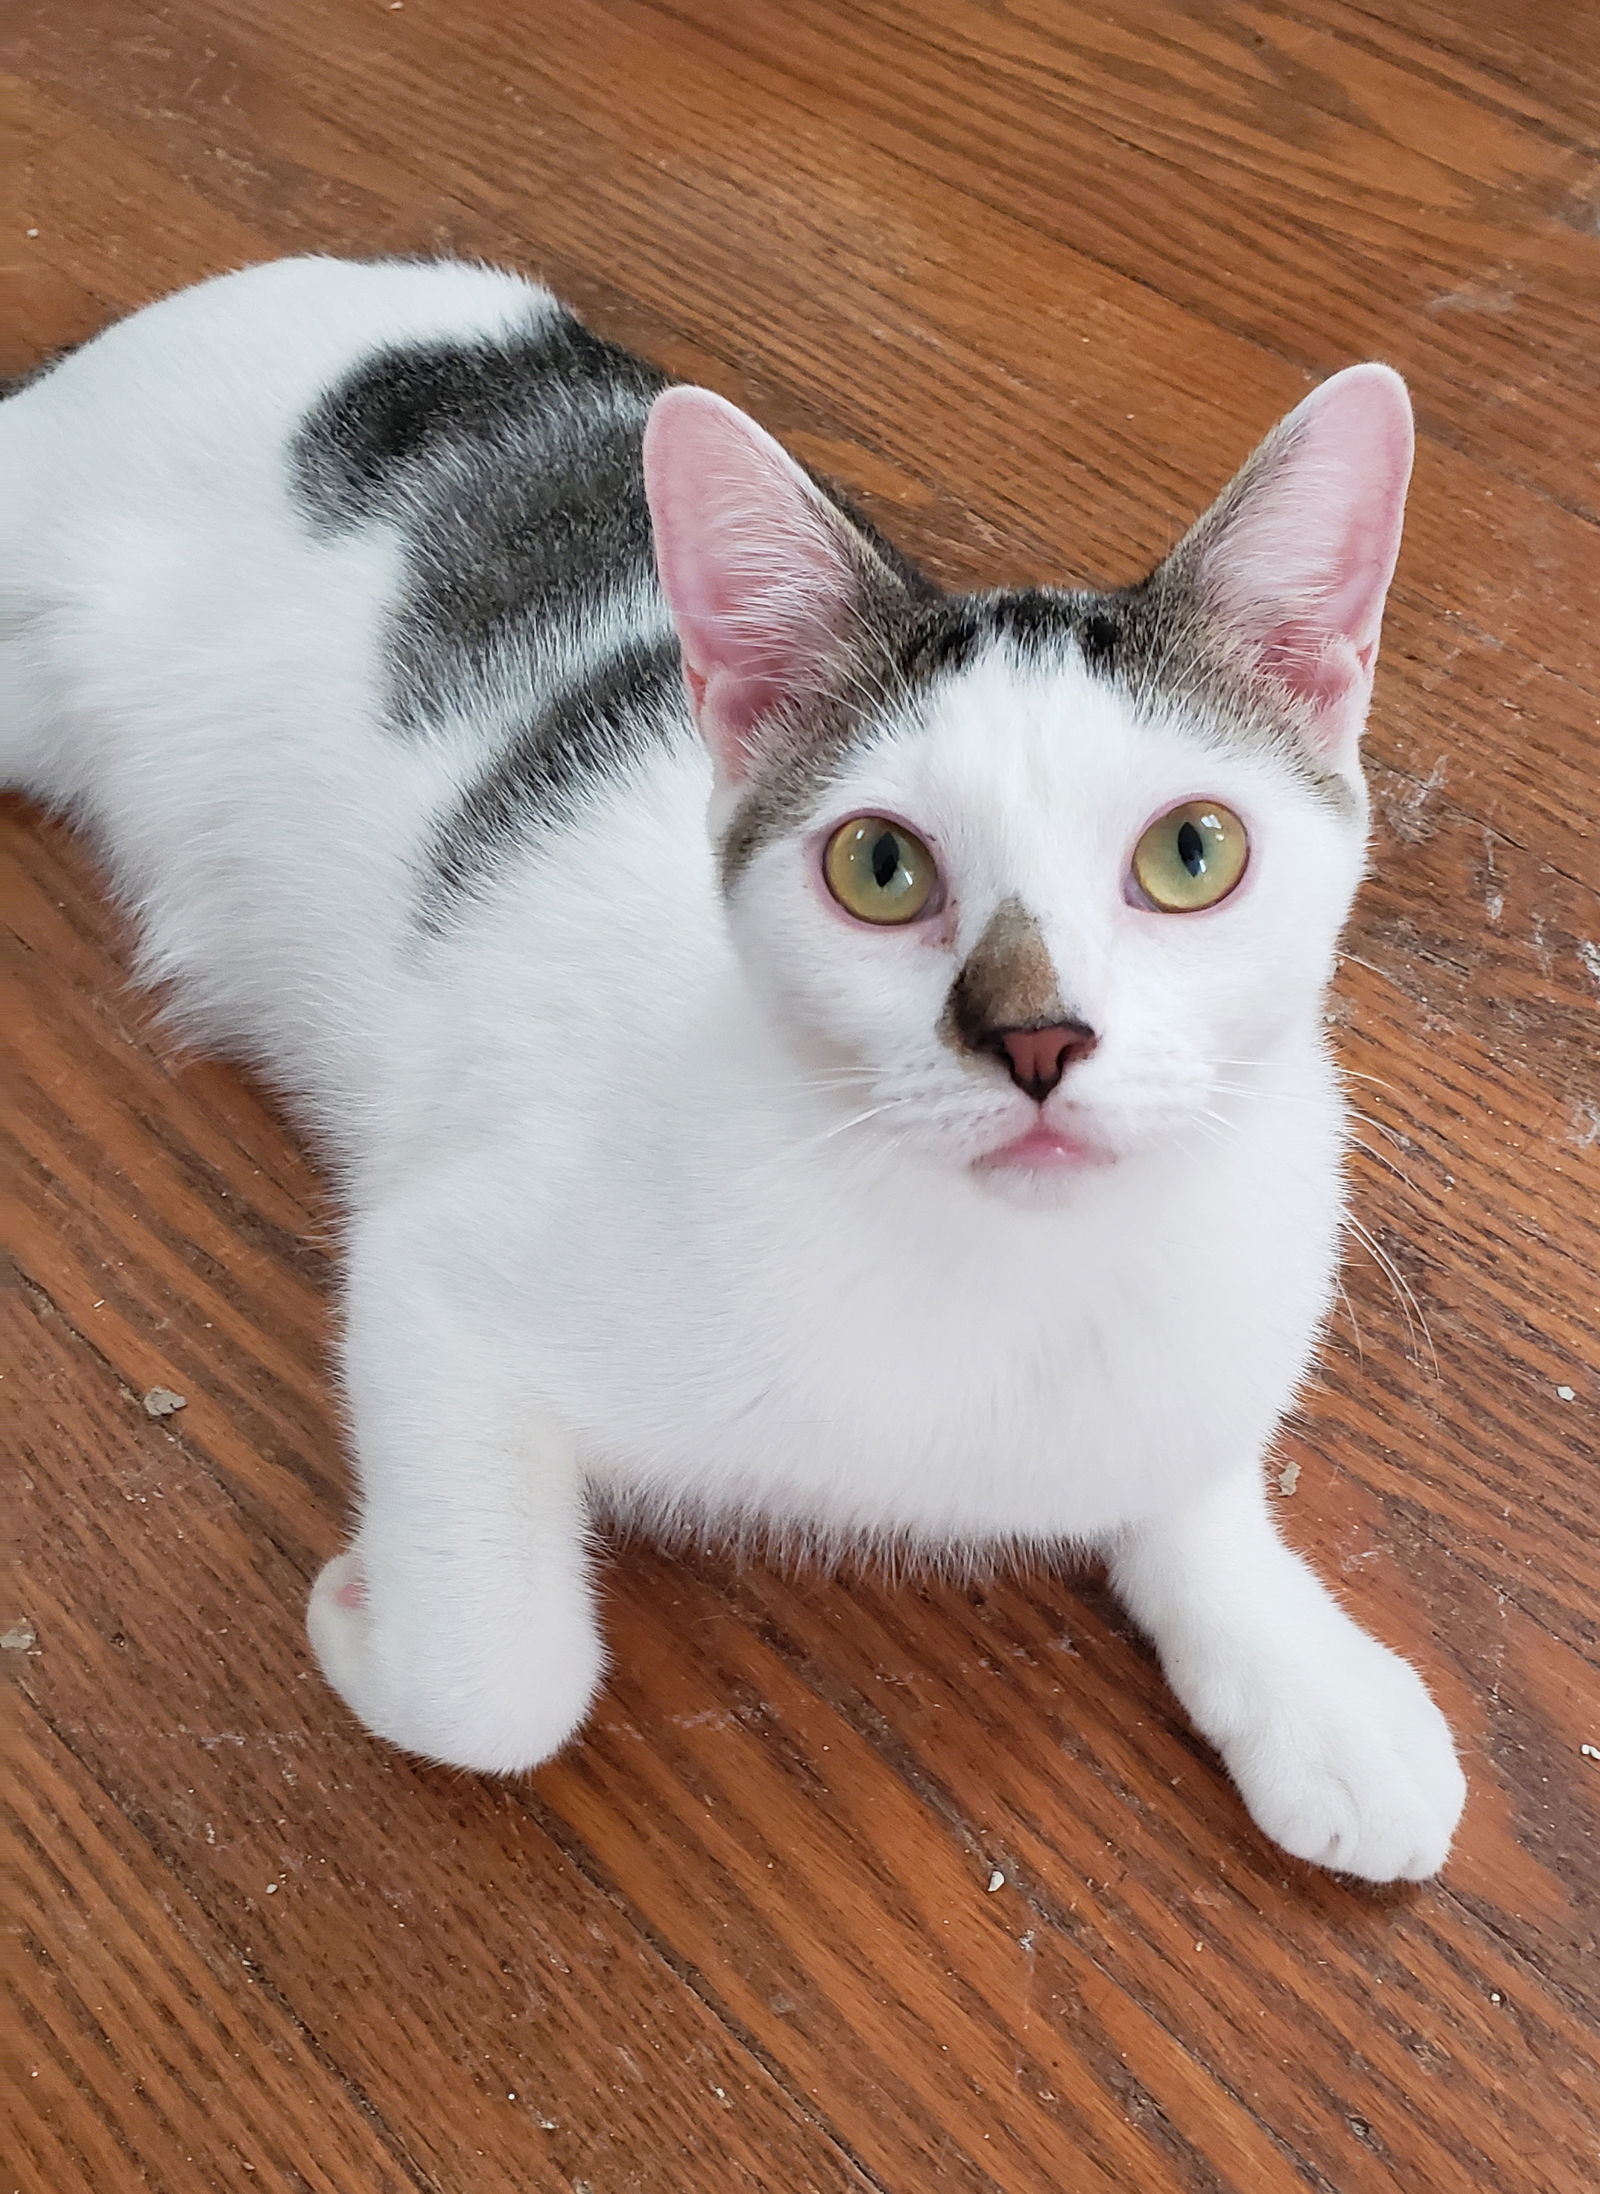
<box><xmin>294</xmin><ymin>309</ymin><xmax>671</xmax><ymax>738</ymax></box>
<box><xmin>292</xmin><ymin>308</ymin><xmax>703</xmax><ymax>917</ymax></box>
<box><xmin>421</xmin><ymin>632</ymin><xmax>681</xmax><ymax>924</ymax></box>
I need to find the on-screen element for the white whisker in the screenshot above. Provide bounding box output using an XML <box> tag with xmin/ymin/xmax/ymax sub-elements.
<box><xmin>1342</xmin><ymin>1212</ymin><xmax>1438</xmax><ymax>1378</ymax></box>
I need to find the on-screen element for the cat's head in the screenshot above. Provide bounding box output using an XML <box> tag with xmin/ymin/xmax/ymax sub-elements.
<box><xmin>642</xmin><ymin>366</ymin><xmax>1411</xmax><ymax>1198</ymax></box>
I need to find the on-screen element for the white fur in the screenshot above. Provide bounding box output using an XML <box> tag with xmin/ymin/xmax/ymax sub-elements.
<box><xmin>1</xmin><ymin>258</ymin><xmax>1464</xmax><ymax>1878</ymax></box>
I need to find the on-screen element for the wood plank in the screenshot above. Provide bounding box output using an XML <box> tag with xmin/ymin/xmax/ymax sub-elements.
<box><xmin>3</xmin><ymin>74</ymin><xmax>270</xmax><ymax>311</ymax></box>
<box><xmin>8</xmin><ymin>1705</ymin><xmax>427</xmax><ymax>2194</ymax></box>
<box><xmin>633</xmin><ymin>0</ymin><xmax>1600</xmax><ymax>510</ymax></box>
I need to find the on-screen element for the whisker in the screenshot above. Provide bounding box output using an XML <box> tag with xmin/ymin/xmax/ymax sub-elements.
<box><xmin>730</xmin><ymin>1093</ymin><xmax>924</xmax><ymax>1191</ymax></box>
<box><xmin>1345</xmin><ymin>1106</ymin><xmax>1408</xmax><ymax>1152</ymax></box>
<box><xmin>1342</xmin><ymin>1211</ymin><xmax>1438</xmax><ymax>1378</ymax></box>
<box><xmin>1206</xmin><ymin>1083</ymin><xmax>1418</xmax><ymax>1181</ymax></box>
<box><xmin>1334</xmin><ymin>1276</ymin><xmax>1366</xmax><ymax>1365</ymax></box>
<box><xmin>818</xmin><ymin>1098</ymin><xmax>919</xmax><ymax>1144</ymax></box>
<box><xmin>1346</xmin><ymin>1135</ymin><xmax>1421</xmax><ymax>1196</ymax></box>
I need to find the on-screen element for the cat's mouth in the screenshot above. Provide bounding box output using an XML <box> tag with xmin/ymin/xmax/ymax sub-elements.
<box><xmin>972</xmin><ymin>1117</ymin><xmax>1116</xmax><ymax>1176</ymax></box>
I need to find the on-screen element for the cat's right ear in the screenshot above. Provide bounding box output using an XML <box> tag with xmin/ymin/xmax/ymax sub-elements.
<box><xmin>643</xmin><ymin>387</ymin><xmax>862</xmax><ymax>783</ymax></box>
<box><xmin>1159</xmin><ymin>364</ymin><xmax>1414</xmax><ymax>769</ymax></box>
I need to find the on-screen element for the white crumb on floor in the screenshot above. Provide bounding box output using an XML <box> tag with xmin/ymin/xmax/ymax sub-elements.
<box><xmin>986</xmin><ymin>1869</ymin><xmax>1005</xmax><ymax>1892</ymax></box>
<box><xmin>1555</xmin><ymin>1385</ymin><xmax>1575</xmax><ymax>1401</ymax></box>
<box><xmin>1581</xmin><ymin>1744</ymin><xmax>1599</xmax><ymax>1760</ymax></box>
<box><xmin>2</xmin><ymin>1623</ymin><xmax>37</xmax><ymax>1652</ymax></box>
<box><xmin>142</xmin><ymin>1386</ymin><xmax>187</xmax><ymax>1418</ymax></box>
<box><xmin>1276</xmin><ymin>1459</ymin><xmax>1302</xmax><ymax>1496</ymax></box>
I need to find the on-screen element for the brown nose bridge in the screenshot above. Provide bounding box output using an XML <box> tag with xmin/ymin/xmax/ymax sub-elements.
<box><xmin>940</xmin><ymin>898</ymin><xmax>1098</xmax><ymax>1102</ymax></box>
<box><xmin>994</xmin><ymin>1022</ymin><xmax>1098</xmax><ymax>1102</ymax></box>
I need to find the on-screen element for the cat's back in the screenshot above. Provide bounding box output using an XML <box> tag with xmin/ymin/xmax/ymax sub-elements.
<box><xmin>4</xmin><ymin>255</ymin><xmax>561</xmax><ymax>519</ymax></box>
<box><xmin>1</xmin><ymin>255</ymin><xmax>682</xmax><ymax>1113</ymax></box>
<box><xmin>1</xmin><ymin>256</ymin><xmax>573</xmax><ymax>803</ymax></box>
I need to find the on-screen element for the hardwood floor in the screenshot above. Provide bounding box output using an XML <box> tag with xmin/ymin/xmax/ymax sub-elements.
<box><xmin>6</xmin><ymin>5</ymin><xmax>1597</xmax><ymax>2189</ymax></box>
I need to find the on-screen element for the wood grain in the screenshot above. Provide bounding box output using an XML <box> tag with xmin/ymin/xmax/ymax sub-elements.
<box><xmin>6</xmin><ymin>4</ymin><xmax>1597</xmax><ymax>2191</ymax></box>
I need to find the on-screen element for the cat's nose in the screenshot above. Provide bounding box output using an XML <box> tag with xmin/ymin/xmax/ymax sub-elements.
<box><xmin>994</xmin><ymin>1022</ymin><xmax>1099</xmax><ymax>1103</ymax></box>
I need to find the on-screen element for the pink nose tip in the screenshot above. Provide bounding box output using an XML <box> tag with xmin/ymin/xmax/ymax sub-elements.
<box><xmin>995</xmin><ymin>1022</ymin><xmax>1098</xmax><ymax>1103</ymax></box>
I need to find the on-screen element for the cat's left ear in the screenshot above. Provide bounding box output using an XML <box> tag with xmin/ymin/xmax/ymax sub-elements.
<box><xmin>643</xmin><ymin>386</ymin><xmax>872</xmax><ymax>783</ymax></box>
<box><xmin>1167</xmin><ymin>364</ymin><xmax>1414</xmax><ymax>767</ymax></box>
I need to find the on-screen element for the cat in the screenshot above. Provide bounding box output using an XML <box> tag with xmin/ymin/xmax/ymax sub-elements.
<box><xmin>1</xmin><ymin>255</ymin><xmax>1466</xmax><ymax>1881</ymax></box>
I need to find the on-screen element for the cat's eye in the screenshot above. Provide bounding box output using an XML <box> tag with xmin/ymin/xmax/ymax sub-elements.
<box><xmin>823</xmin><ymin>816</ymin><xmax>939</xmax><ymax>925</ymax></box>
<box><xmin>1130</xmin><ymin>802</ymin><xmax>1249</xmax><ymax>912</ymax></box>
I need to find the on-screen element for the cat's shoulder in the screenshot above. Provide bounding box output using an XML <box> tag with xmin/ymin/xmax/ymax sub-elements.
<box><xmin>6</xmin><ymin>256</ymin><xmax>562</xmax><ymax>452</ymax></box>
<box><xmin>105</xmin><ymin>253</ymin><xmax>553</xmax><ymax>358</ymax></box>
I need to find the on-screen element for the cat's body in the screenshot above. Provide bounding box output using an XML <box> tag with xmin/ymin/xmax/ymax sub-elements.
<box><xmin>2</xmin><ymin>257</ymin><xmax>1465</xmax><ymax>1879</ymax></box>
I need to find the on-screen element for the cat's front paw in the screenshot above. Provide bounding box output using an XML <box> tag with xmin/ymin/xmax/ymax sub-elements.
<box><xmin>306</xmin><ymin>1550</ymin><xmax>379</xmax><ymax>1724</ymax></box>
<box><xmin>306</xmin><ymin>1549</ymin><xmax>602</xmax><ymax>1776</ymax></box>
<box><xmin>1199</xmin><ymin>1627</ymin><xmax>1465</xmax><ymax>1882</ymax></box>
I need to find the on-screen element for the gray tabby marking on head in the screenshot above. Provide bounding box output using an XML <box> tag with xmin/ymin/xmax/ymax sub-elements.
<box><xmin>903</xmin><ymin>550</ymin><xmax>1355</xmax><ymax>809</ymax></box>
<box><xmin>718</xmin><ymin>585</ymin><xmax>1145</xmax><ymax>887</ymax></box>
<box><xmin>717</xmin><ymin>510</ymin><xmax>1356</xmax><ymax>881</ymax></box>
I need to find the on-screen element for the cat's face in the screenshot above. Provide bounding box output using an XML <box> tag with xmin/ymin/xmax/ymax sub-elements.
<box><xmin>720</xmin><ymin>639</ymin><xmax>1368</xmax><ymax>1192</ymax></box>
<box><xmin>644</xmin><ymin>363</ymin><xmax>1410</xmax><ymax>1196</ymax></box>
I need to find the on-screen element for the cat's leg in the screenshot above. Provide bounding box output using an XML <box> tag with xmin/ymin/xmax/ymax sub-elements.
<box><xmin>306</xmin><ymin>1219</ymin><xmax>604</xmax><ymax>1775</ymax></box>
<box><xmin>1108</xmin><ymin>1465</ymin><xmax>1465</xmax><ymax>1881</ymax></box>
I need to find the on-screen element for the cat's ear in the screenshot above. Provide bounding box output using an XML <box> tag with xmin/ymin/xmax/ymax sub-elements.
<box><xmin>643</xmin><ymin>387</ymin><xmax>865</xmax><ymax>781</ymax></box>
<box><xmin>1165</xmin><ymin>364</ymin><xmax>1413</xmax><ymax>765</ymax></box>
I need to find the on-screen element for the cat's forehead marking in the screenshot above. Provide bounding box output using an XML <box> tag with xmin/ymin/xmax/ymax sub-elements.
<box><xmin>719</xmin><ymin>566</ymin><xmax>1351</xmax><ymax>893</ymax></box>
<box><xmin>718</xmin><ymin>589</ymin><xmax>1129</xmax><ymax>888</ymax></box>
<box><xmin>896</xmin><ymin>583</ymin><xmax>1357</xmax><ymax>817</ymax></box>
<box><xmin>896</xmin><ymin>589</ymin><xmax>1123</xmax><ymax>685</ymax></box>
<box><xmin>941</xmin><ymin>897</ymin><xmax>1068</xmax><ymax>1055</ymax></box>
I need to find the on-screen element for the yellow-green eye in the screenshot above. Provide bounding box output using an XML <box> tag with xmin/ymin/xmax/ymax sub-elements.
<box><xmin>823</xmin><ymin>816</ymin><xmax>939</xmax><ymax>924</ymax></box>
<box><xmin>1131</xmin><ymin>802</ymin><xmax>1249</xmax><ymax>912</ymax></box>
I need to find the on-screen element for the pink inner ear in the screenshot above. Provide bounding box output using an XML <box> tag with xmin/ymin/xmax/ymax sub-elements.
<box><xmin>1207</xmin><ymin>363</ymin><xmax>1413</xmax><ymax>757</ymax></box>
<box><xmin>642</xmin><ymin>386</ymin><xmax>858</xmax><ymax>781</ymax></box>
<box><xmin>1255</xmin><ymin>626</ymin><xmax>1365</xmax><ymax>713</ymax></box>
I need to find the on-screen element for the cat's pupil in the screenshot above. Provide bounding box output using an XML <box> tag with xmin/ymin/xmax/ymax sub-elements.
<box><xmin>871</xmin><ymin>831</ymin><xmax>901</xmax><ymax>888</ymax></box>
<box><xmin>1177</xmin><ymin>819</ymin><xmax>1206</xmax><ymax>876</ymax></box>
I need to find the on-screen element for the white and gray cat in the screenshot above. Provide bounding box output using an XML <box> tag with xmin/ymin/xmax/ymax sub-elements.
<box><xmin>1</xmin><ymin>256</ymin><xmax>1465</xmax><ymax>1879</ymax></box>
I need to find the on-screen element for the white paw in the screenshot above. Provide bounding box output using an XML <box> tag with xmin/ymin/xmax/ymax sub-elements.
<box><xmin>306</xmin><ymin>1550</ymin><xmax>603</xmax><ymax>1777</ymax></box>
<box><xmin>306</xmin><ymin>1550</ymin><xmax>382</xmax><ymax>1727</ymax></box>
<box><xmin>1193</xmin><ymin>1626</ymin><xmax>1466</xmax><ymax>1882</ymax></box>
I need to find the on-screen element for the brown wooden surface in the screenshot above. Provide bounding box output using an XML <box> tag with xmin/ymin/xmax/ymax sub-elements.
<box><xmin>5</xmin><ymin>4</ymin><xmax>1598</xmax><ymax>2190</ymax></box>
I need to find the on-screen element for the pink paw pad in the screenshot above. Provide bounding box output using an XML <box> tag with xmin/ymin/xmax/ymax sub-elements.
<box><xmin>334</xmin><ymin>1567</ymin><xmax>367</xmax><ymax>1611</ymax></box>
